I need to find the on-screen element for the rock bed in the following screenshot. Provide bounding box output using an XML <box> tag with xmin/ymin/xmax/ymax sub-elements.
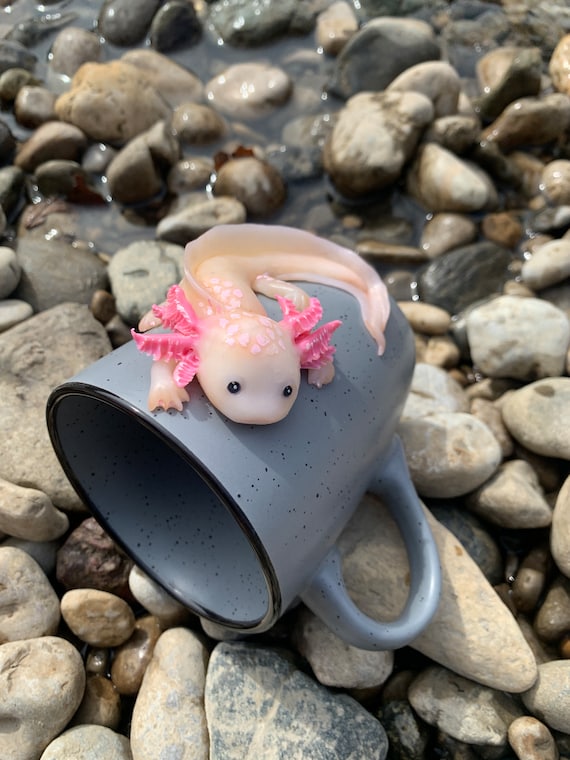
<box><xmin>1</xmin><ymin>0</ymin><xmax>570</xmax><ymax>758</ymax></box>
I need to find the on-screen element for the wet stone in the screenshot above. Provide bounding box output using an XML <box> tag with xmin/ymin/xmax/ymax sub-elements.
<box><xmin>207</xmin><ymin>0</ymin><xmax>315</xmax><ymax>47</ymax></box>
<box><xmin>511</xmin><ymin>544</ymin><xmax>551</xmax><ymax>615</ymax></box>
<box><xmin>482</xmin><ymin>93</ymin><xmax>570</xmax><ymax>152</ymax></box>
<box><xmin>149</xmin><ymin>0</ymin><xmax>202</xmax><ymax>53</ymax></box>
<box><xmin>475</xmin><ymin>46</ymin><xmax>542</xmax><ymax>121</ymax></box>
<box><xmin>419</xmin><ymin>212</ymin><xmax>477</xmax><ymax>259</ymax></box>
<box><xmin>167</xmin><ymin>157</ymin><xmax>215</xmax><ymax>195</ymax></box>
<box><xmin>386</xmin><ymin>60</ymin><xmax>461</xmax><ymax>118</ymax></box>
<box><xmin>396</xmin><ymin>301</ymin><xmax>451</xmax><ymax>335</ymax></box>
<box><xmin>422</xmin><ymin>114</ymin><xmax>481</xmax><ymax>155</ymax></box>
<box><xmin>481</xmin><ymin>211</ymin><xmax>523</xmax><ymax>250</ymax></box>
<box><xmin>121</xmin><ymin>48</ymin><xmax>203</xmax><ymax>108</ymax></box>
<box><xmin>14</xmin><ymin>85</ymin><xmax>57</xmax><ymax>128</ymax></box>
<box><xmin>522</xmin><ymin>238</ymin><xmax>570</xmax><ymax>291</ymax></box>
<box><xmin>49</xmin><ymin>26</ymin><xmax>103</xmax><ymax>78</ymax></box>
<box><xmin>71</xmin><ymin>674</ymin><xmax>122</xmax><ymax>730</ymax></box>
<box><xmin>0</xmin><ymin>39</ymin><xmax>36</xmax><ymax>74</ymax></box>
<box><xmin>0</xmin><ymin>636</ymin><xmax>86</xmax><ymax>760</ymax></box>
<box><xmin>0</xmin><ymin>67</ymin><xmax>40</xmax><ymax>101</ymax></box>
<box><xmin>315</xmin><ymin>1</ymin><xmax>358</xmax><ymax>56</ymax></box>
<box><xmin>549</xmin><ymin>33</ymin><xmax>570</xmax><ymax>96</ymax></box>
<box><xmin>155</xmin><ymin>194</ymin><xmax>246</xmax><ymax>245</ymax></box>
<box><xmin>205</xmin><ymin>62</ymin><xmax>292</xmax><ymax>120</ymax></box>
<box><xmin>98</xmin><ymin>0</ymin><xmax>162</xmax><ymax>46</ymax></box>
<box><xmin>540</xmin><ymin>159</ymin><xmax>570</xmax><ymax>206</ymax></box>
<box><xmin>171</xmin><ymin>102</ymin><xmax>226</xmax><ymax>145</ymax></box>
<box><xmin>330</xmin><ymin>17</ymin><xmax>440</xmax><ymax>99</ymax></box>
<box><xmin>14</xmin><ymin>120</ymin><xmax>88</xmax><ymax>172</ymax></box>
<box><xmin>111</xmin><ymin>615</ymin><xmax>163</xmax><ymax>695</ymax></box>
<box><xmin>417</xmin><ymin>241</ymin><xmax>513</xmax><ymax>315</ymax></box>
<box><xmin>60</xmin><ymin>588</ymin><xmax>136</xmax><ymax>647</ymax></box>
<box><xmin>214</xmin><ymin>157</ymin><xmax>286</xmax><ymax>217</ymax></box>
<box><xmin>0</xmin><ymin>546</ymin><xmax>60</xmax><ymax>642</ymax></box>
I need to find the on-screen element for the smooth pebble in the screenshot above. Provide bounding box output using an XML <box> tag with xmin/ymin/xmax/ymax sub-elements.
<box><xmin>60</xmin><ymin>588</ymin><xmax>136</xmax><ymax>647</ymax></box>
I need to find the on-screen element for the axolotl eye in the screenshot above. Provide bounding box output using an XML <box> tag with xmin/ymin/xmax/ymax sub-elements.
<box><xmin>227</xmin><ymin>381</ymin><xmax>241</xmax><ymax>394</ymax></box>
<box><xmin>282</xmin><ymin>385</ymin><xmax>293</xmax><ymax>397</ymax></box>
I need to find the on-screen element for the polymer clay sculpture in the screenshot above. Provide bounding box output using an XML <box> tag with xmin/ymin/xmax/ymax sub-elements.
<box><xmin>132</xmin><ymin>224</ymin><xmax>390</xmax><ymax>424</ymax></box>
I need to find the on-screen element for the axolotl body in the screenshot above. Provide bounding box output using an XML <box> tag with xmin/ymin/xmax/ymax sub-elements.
<box><xmin>132</xmin><ymin>224</ymin><xmax>391</xmax><ymax>425</ymax></box>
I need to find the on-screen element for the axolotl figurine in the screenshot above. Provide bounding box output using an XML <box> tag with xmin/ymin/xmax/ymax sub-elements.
<box><xmin>132</xmin><ymin>224</ymin><xmax>390</xmax><ymax>425</ymax></box>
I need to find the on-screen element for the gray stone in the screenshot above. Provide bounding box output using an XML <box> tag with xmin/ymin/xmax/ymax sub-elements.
<box><xmin>1</xmin><ymin>536</ymin><xmax>59</xmax><ymax>576</ymax></box>
<box><xmin>121</xmin><ymin>49</ymin><xmax>203</xmax><ymax>109</ymax></box>
<box><xmin>0</xmin><ymin>546</ymin><xmax>60</xmax><ymax>642</ymax></box>
<box><xmin>466</xmin><ymin>296</ymin><xmax>570</xmax><ymax>380</ymax></box>
<box><xmin>501</xmin><ymin>378</ymin><xmax>570</xmax><ymax>460</ymax></box>
<box><xmin>522</xmin><ymin>238</ymin><xmax>570</xmax><ymax>291</ymax></box>
<box><xmin>419</xmin><ymin>213</ymin><xmax>477</xmax><ymax>259</ymax></box>
<box><xmin>475</xmin><ymin>46</ymin><xmax>542</xmax><ymax>121</ymax></box>
<box><xmin>0</xmin><ymin>636</ymin><xmax>85</xmax><ymax>760</ymax></box>
<box><xmin>14</xmin><ymin>120</ymin><xmax>88</xmax><ymax>172</ymax></box>
<box><xmin>387</xmin><ymin>60</ymin><xmax>460</xmax><ymax>118</ymax></box>
<box><xmin>205</xmin><ymin>641</ymin><xmax>388</xmax><ymax>759</ymax></box>
<box><xmin>337</xmin><ymin>494</ymin><xmax>537</xmax><ymax>692</ymax></box>
<box><xmin>417</xmin><ymin>241</ymin><xmax>513</xmax><ymax>315</ymax></box>
<box><xmin>15</xmin><ymin>231</ymin><xmax>109</xmax><ymax>312</ymax></box>
<box><xmin>14</xmin><ymin>85</ymin><xmax>57</xmax><ymax>128</ymax></box>
<box><xmin>400</xmin><ymin>362</ymin><xmax>468</xmax><ymax>420</ymax></box>
<box><xmin>98</xmin><ymin>0</ymin><xmax>161</xmax><ymax>46</ymax></box>
<box><xmin>0</xmin><ymin>302</ymin><xmax>111</xmax><ymax>509</ymax></box>
<box><xmin>207</xmin><ymin>0</ymin><xmax>315</xmax><ymax>47</ymax></box>
<box><xmin>330</xmin><ymin>17</ymin><xmax>440</xmax><ymax>98</ymax></box>
<box><xmin>40</xmin><ymin>725</ymin><xmax>132</xmax><ymax>760</ymax></box>
<box><xmin>409</xmin><ymin>666</ymin><xmax>524</xmax><ymax>745</ymax></box>
<box><xmin>107</xmin><ymin>239</ymin><xmax>184</xmax><ymax>326</ymax></box>
<box><xmin>149</xmin><ymin>0</ymin><xmax>202</xmax><ymax>53</ymax></box>
<box><xmin>0</xmin><ymin>245</ymin><xmax>20</xmax><ymax>298</ymax></box>
<box><xmin>49</xmin><ymin>26</ymin><xmax>103</xmax><ymax>78</ymax></box>
<box><xmin>0</xmin><ymin>478</ymin><xmax>69</xmax><ymax>541</ymax></box>
<box><xmin>377</xmin><ymin>700</ymin><xmax>430</xmax><ymax>760</ymax></box>
<box><xmin>130</xmin><ymin>627</ymin><xmax>209</xmax><ymax>760</ymax></box>
<box><xmin>522</xmin><ymin>660</ymin><xmax>570</xmax><ymax>734</ymax></box>
<box><xmin>482</xmin><ymin>93</ymin><xmax>570</xmax><ymax>152</ymax></box>
<box><xmin>155</xmin><ymin>195</ymin><xmax>246</xmax><ymax>245</ymax></box>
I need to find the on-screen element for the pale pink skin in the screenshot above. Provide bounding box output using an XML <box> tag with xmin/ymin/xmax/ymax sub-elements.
<box><xmin>137</xmin><ymin>224</ymin><xmax>390</xmax><ymax>424</ymax></box>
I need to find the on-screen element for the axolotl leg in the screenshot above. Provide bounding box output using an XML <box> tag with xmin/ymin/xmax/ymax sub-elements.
<box><xmin>254</xmin><ymin>274</ymin><xmax>335</xmax><ymax>389</ymax></box>
<box><xmin>148</xmin><ymin>359</ymin><xmax>190</xmax><ymax>412</ymax></box>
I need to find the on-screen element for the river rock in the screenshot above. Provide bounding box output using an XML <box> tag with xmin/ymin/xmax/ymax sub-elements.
<box><xmin>0</xmin><ymin>546</ymin><xmax>60</xmax><ymax>642</ymax></box>
<box><xmin>387</xmin><ymin>60</ymin><xmax>460</xmax><ymax>118</ymax></box>
<box><xmin>0</xmin><ymin>303</ymin><xmax>111</xmax><ymax>509</ymax></box>
<box><xmin>419</xmin><ymin>213</ymin><xmax>477</xmax><ymax>259</ymax></box>
<box><xmin>409</xmin><ymin>666</ymin><xmax>524</xmax><ymax>746</ymax></box>
<box><xmin>466</xmin><ymin>296</ymin><xmax>570</xmax><ymax>380</ymax></box>
<box><xmin>549</xmin><ymin>33</ymin><xmax>570</xmax><ymax>95</ymax></box>
<box><xmin>149</xmin><ymin>0</ymin><xmax>202</xmax><ymax>53</ymax></box>
<box><xmin>56</xmin><ymin>517</ymin><xmax>133</xmax><ymax>598</ymax></box>
<box><xmin>337</xmin><ymin>494</ymin><xmax>537</xmax><ymax>692</ymax></box>
<box><xmin>0</xmin><ymin>636</ymin><xmax>85</xmax><ymax>760</ymax></box>
<box><xmin>106</xmin><ymin>120</ymin><xmax>179</xmax><ymax>205</ymax></box>
<box><xmin>501</xmin><ymin>378</ymin><xmax>570</xmax><ymax>459</ymax></box>
<box><xmin>71</xmin><ymin>674</ymin><xmax>122</xmax><ymax>729</ymax></box>
<box><xmin>155</xmin><ymin>195</ymin><xmax>246</xmax><ymax>244</ymax></box>
<box><xmin>466</xmin><ymin>459</ymin><xmax>552</xmax><ymax>529</ymax></box>
<box><xmin>540</xmin><ymin>159</ymin><xmax>570</xmax><ymax>205</ymax></box>
<box><xmin>61</xmin><ymin>588</ymin><xmax>136</xmax><ymax>647</ymax></box>
<box><xmin>417</xmin><ymin>241</ymin><xmax>513</xmax><ymax>315</ymax></box>
<box><xmin>398</xmin><ymin>412</ymin><xmax>502</xmax><ymax>498</ymax></box>
<box><xmin>396</xmin><ymin>301</ymin><xmax>451</xmax><ymax>335</ymax></box>
<box><xmin>13</xmin><ymin>85</ymin><xmax>57</xmax><ymax>128</ymax></box>
<box><xmin>470</xmin><ymin>397</ymin><xmax>514</xmax><ymax>458</ymax></box>
<box><xmin>0</xmin><ymin>244</ymin><xmax>20</xmax><ymax>298</ymax></box>
<box><xmin>422</xmin><ymin>114</ymin><xmax>481</xmax><ymax>154</ymax></box>
<box><xmin>167</xmin><ymin>157</ymin><xmax>214</xmax><ymax>195</ymax></box>
<box><xmin>377</xmin><ymin>698</ymin><xmax>430</xmax><ymax>760</ymax></box>
<box><xmin>205</xmin><ymin>62</ymin><xmax>292</xmax><ymax>120</ymax></box>
<box><xmin>128</xmin><ymin>565</ymin><xmax>190</xmax><ymax>626</ymax></box>
<box><xmin>476</xmin><ymin>46</ymin><xmax>542</xmax><ymax>121</ymax></box>
<box><xmin>207</xmin><ymin>0</ymin><xmax>315</xmax><ymax>47</ymax></box>
<box><xmin>294</xmin><ymin>607</ymin><xmax>394</xmax><ymax>689</ymax></box>
<box><xmin>534</xmin><ymin>574</ymin><xmax>570</xmax><ymax>644</ymax></box>
<box><xmin>49</xmin><ymin>26</ymin><xmax>103</xmax><ymax>78</ymax></box>
<box><xmin>315</xmin><ymin>1</ymin><xmax>357</xmax><ymax>56</ymax></box>
<box><xmin>507</xmin><ymin>715</ymin><xmax>558</xmax><ymax>760</ymax></box>
<box><xmin>214</xmin><ymin>156</ymin><xmax>286</xmax><ymax>216</ymax></box>
<box><xmin>107</xmin><ymin>239</ymin><xmax>184</xmax><ymax>326</ymax></box>
<box><xmin>400</xmin><ymin>362</ymin><xmax>468</xmax><ymax>420</ymax></box>
<box><xmin>130</xmin><ymin>627</ymin><xmax>209</xmax><ymax>760</ymax></box>
<box><xmin>111</xmin><ymin>615</ymin><xmax>162</xmax><ymax>695</ymax></box>
<box><xmin>55</xmin><ymin>60</ymin><xmax>171</xmax><ymax>144</ymax></box>
<box><xmin>522</xmin><ymin>660</ymin><xmax>570</xmax><ymax>733</ymax></box>
<box><xmin>330</xmin><ymin>17</ymin><xmax>440</xmax><ymax>98</ymax></box>
<box><xmin>121</xmin><ymin>49</ymin><xmax>203</xmax><ymax>108</ymax></box>
<box><xmin>0</xmin><ymin>478</ymin><xmax>69</xmax><ymax>541</ymax></box>
<box><xmin>551</xmin><ymin>475</ymin><xmax>570</xmax><ymax>578</ymax></box>
<box><xmin>14</xmin><ymin>120</ymin><xmax>88</xmax><ymax>172</ymax></box>
<box><xmin>323</xmin><ymin>90</ymin><xmax>433</xmax><ymax>198</ymax></box>
<box><xmin>407</xmin><ymin>143</ymin><xmax>497</xmax><ymax>213</ymax></box>
<box><xmin>205</xmin><ymin>641</ymin><xmax>388</xmax><ymax>759</ymax></box>
<box><xmin>98</xmin><ymin>0</ymin><xmax>161</xmax><ymax>46</ymax></box>
<box><xmin>522</xmin><ymin>238</ymin><xmax>570</xmax><ymax>291</ymax></box>
<box><xmin>482</xmin><ymin>93</ymin><xmax>570</xmax><ymax>152</ymax></box>
<box><xmin>171</xmin><ymin>102</ymin><xmax>226</xmax><ymax>145</ymax></box>
<box><xmin>39</xmin><ymin>725</ymin><xmax>132</xmax><ymax>760</ymax></box>
<box><xmin>1</xmin><ymin>536</ymin><xmax>59</xmax><ymax>577</ymax></box>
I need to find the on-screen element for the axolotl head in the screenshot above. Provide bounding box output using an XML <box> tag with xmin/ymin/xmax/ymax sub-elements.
<box><xmin>133</xmin><ymin>286</ymin><xmax>341</xmax><ymax>425</ymax></box>
<box><xmin>197</xmin><ymin>311</ymin><xmax>302</xmax><ymax>425</ymax></box>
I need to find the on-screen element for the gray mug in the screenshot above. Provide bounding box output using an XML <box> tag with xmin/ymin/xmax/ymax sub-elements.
<box><xmin>46</xmin><ymin>284</ymin><xmax>441</xmax><ymax>650</ymax></box>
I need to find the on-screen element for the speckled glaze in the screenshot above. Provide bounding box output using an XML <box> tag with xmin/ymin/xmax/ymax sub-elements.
<box><xmin>47</xmin><ymin>284</ymin><xmax>441</xmax><ymax>650</ymax></box>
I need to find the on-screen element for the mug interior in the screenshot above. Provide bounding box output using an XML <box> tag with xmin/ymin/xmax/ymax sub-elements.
<box><xmin>48</xmin><ymin>388</ymin><xmax>274</xmax><ymax>629</ymax></box>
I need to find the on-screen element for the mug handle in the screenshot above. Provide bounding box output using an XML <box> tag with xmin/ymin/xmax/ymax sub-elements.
<box><xmin>300</xmin><ymin>435</ymin><xmax>441</xmax><ymax>650</ymax></box>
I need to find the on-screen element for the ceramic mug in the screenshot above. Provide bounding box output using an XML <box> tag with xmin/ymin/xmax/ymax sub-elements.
<box><xmin>46</xmin><ymin>284</ymin><xmax>441</xmax><ymax>650</ymax></box>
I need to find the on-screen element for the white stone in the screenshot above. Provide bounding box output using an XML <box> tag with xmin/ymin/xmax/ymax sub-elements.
<box><xmin>40</xmin><ymin>725</ymin><xmax>132</xmax><ymax>759</ymax></box>
<box><xmin>387</xmin><ymin>61</ymin><xmax>461</xmax><ymax>117</ymax></box>
<box><xmin>401</xmin><ymin>362</ymin><xmax>469</xmax><ymax>420</ymax></box>
<box><xmin>523</xmin><ymin>660</ymin><xmax>570</xmax><ymax>733</ymax></box>
<box><xmin>0</xmin><ymin>477</ymin><xmax>69</xmax><ymax>541</ymax></box>
<box><xmin>205</xmin><ymin>62</ymin><xmax>291</xmax><ymax>119</ymax></box>
<box><xmin>315</xmin><ymin>1</ymin><xmax>357</xmax><ymax>56</ymax></box>
<box><xmin>466</xmin><ymin>295</ymin><xmax>570</xmax><ymax>380</ymax></box>
<box><xmin>398</xmin><ymin>412</ymin><xmax>502</xmax><ymax>498</ymax></box>
<box><xmin>129</xmin><ymin>564</ymin><xmax>190</xmax><ymax>626</ymax></box>
<box><xmin>522</xmin><ymin>238</ymin><xmax>570</xmax><ymax>290</ymax></box>
<box><xmin>551</xmin><ymin>475</ymin><xmax>570</xmax><ymax>577</ymax></box>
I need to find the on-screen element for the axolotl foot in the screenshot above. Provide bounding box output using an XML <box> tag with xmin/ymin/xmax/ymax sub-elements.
<box><xmin>148</xmin><ymin>361</ymin><xmax>190</xmax><ymax>412</ymax></box>
<box><xmin>307</xmin><ymin>361</ymin><xmax>335</xmax><ymax>389</ymax></box>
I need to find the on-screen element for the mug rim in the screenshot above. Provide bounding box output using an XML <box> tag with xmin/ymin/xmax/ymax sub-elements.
<box><xmin>46</xmin><ymin>380</ymin><xmax>282</xmax><ymax>631</ymax></box>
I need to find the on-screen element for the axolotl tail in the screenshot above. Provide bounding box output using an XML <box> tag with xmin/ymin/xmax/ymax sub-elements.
<box><xmin>183</xmin><ymin>224</ymin><xmax>391</xmax><ymax>355</ymax></box>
